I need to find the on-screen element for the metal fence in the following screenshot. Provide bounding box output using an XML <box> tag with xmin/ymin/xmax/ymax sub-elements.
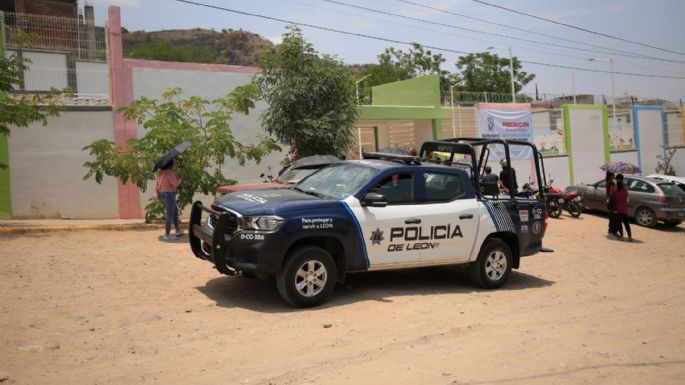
<box><xmin>1</xmin><ymin>11</ymin><xmax>109</xmax><ymax>104</ymax></box>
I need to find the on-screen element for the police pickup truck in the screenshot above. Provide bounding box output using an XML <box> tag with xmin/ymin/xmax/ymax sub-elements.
<box><xmin>190</xmin><ymin>139</ymin><xmax>549</xmax><ymax>307</ymax></box>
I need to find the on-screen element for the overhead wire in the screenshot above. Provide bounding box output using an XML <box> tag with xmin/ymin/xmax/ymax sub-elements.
<box><xmin>396</xmin><ymin>0</ymin><xmax>681</xmax><ymax>63</ymax></box>
<box><xmin>319</xmin><ymin>0</ymin><xmax>685</xmax><ymax>65</ymax></box>
<box><xmin>175</xmin><ymin>0</ymin><xmax>685</xmax><ymax>80</ymax></box>
<box><xmin>294</xmin><ymin>0</ymin><xmax>685</xmax><ymax>75</ymax></box>
<box><xmin>469</xmin><ymin>0</ymin><xmax>685</xmax><ymax>56</ymax></box>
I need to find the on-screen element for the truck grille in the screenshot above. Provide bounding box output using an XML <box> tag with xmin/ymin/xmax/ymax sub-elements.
<box><xmin>208</xmin><ymin>205</ymin><xmax>240</xmax><ymax>236</ymax></box>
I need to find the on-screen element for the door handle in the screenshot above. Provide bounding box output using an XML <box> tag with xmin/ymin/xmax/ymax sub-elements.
<box><xmin>459</xmin><ymin>214</ymin><xmax>474</xmax><ymax>220</ymax></box>
<box><xmin>405</xmin><ymin>218</ymin><xmax>421</xmax><ymax>224</ymax></box>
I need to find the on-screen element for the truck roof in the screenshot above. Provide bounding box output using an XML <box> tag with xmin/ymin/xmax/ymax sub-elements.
<box><xmin>346</xmin><ymin>158</ymin><xmax>468</xmax><ymax>172</ymax></box>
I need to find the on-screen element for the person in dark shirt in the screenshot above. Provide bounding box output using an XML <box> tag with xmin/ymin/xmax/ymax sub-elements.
<box><xmin>498</xmin><ymin>159</ymin><xmax>518</xmax><ymax>196</ymax></box>
<box><xmin>605</xmin><ymin>171</ymin><xmax>619</xmax><ymax>238</ymax></box>
<box><xmin>614</xmin><ymin>174</ymin><xmax>633</xmax><ymax>242</ymax></box>
<box><xmin>481</xmin><ymin>166</ymin><xmax>499</xmax><ymax>184</ymax></box>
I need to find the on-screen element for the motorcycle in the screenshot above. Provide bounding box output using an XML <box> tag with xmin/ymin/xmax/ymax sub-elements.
<box><xmin>545</xmin><ymin>184</ymin><xmax>583</xmax><ymax>218</ymax></box>
<box><xmin>520</xmin><ymin>180</ymin><xmax>583</xmax><ymax>218</ymax></box>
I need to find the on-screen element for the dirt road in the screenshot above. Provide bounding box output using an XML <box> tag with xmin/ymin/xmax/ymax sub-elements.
<box><xmin>1</xmin><ymin>214</ymin><xmax>684</xmax><ymax>385</ymax></box>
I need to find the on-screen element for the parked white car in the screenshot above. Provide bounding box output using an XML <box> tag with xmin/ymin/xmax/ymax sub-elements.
<box><xmin>647</xmin><ymin>175</ymin><xmax>685</xmax><ymax>192</ymax></box>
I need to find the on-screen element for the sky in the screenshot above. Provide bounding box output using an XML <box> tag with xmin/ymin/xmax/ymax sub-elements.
<box><xmin>92</xmin><ymin>0</ymin><xmax>685</xmax><ymax>102</ymax></box>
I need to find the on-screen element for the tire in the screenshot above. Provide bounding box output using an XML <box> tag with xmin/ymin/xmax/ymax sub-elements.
<box><xmin>469</xmin><ymin>239</ymin><xmax>513</xmax><ymax>289</ymax></box>
<box><xmin>634</xmin><ymin>206</ymin><xmax>657</xmax><ymax>228</ymax></box>
<box><xmin>548</xmin><ymin>200</ymin><xmax>562</xmax><ymax>218</ymax></box>
<box><xmin>276</xmin><ymin>246</ymin><xmax>337</xmax><ymax>307</ymax></box>
<box><xmin>567</xmin><ymin>201</ymin><xmax>582</xmax><ymax>218</ymax></box>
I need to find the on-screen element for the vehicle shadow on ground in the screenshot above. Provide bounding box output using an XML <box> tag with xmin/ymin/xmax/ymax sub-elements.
<box><xmin>584</xmin><ymin>210</ymin><xmax>684</xmax><ymax>233</ymax></box>
<box><xmin>195</xmin><ymin>266</ymin><xmax>555</xmax><ymax>313</ymax></box>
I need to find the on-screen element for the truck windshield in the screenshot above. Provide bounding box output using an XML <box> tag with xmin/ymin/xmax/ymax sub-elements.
<box><xmin>296</xmin><ymin>163</ymin><xmax>380</xmax><ymax>199</ymax></box>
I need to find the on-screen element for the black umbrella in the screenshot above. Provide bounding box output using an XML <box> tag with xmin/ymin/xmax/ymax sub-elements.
<box><xmin>154</xmin><ymin>140</ymin><xmax>191</xmax><ymax>171</ymax></box>
<box><xmin>291</xmin><ymin>155</ymin><xmax>340</xmax><ymax>169</ymax></box>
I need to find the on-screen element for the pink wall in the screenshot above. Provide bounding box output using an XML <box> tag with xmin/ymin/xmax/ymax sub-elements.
<box><xmin>108</xmin><ymin>6</ymin><xmax>141</xmax><ymax>219</ymax></box>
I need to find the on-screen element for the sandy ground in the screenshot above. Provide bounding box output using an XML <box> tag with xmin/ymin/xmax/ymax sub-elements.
<box><xmin>1</xmin><ymin>213</ymin><xmax>685</xmax><ymax>385</ymax></box>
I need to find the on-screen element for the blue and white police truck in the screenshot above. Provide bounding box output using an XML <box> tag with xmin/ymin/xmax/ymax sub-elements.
<box><xmin>189</xmin><ymin>139</ymin><xmax>550</xmax><ymax>307</ymax></box>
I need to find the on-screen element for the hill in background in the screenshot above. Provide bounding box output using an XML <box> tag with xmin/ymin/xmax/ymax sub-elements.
<box><xmin>122</xmin><ymin>28</ymin><xmax>275</xmax><ymax>66</ymax></box>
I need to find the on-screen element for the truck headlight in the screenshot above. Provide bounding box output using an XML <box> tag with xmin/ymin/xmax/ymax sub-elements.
<box><xmin>240</xmin><ymin>216</ymin><xmax>285</xmax><ymax>232</ymax></box>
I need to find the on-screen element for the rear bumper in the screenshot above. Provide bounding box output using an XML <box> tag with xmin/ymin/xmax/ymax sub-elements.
<box><xmin>656</xmin><ymin>207</ymin><xmax>685</xmax><ymax>221</ymax></box>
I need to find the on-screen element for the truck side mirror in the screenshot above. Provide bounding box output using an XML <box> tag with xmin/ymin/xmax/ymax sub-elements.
<box><xmin>361</xmin><ymin>192</ymin><xmax>388</xmax><ymax>207</ymax></box>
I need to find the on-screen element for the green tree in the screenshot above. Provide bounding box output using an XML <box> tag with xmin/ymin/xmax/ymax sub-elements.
<box><xmin>255</xmin><ymin>26</ymin><xmax>358</xmax><ymax>158</ymax></box>
<box><xmin>82</xmin><ymin>86</ymin><xmax>280</xmax><ymax>221</ymax></box>
<box><xmin>655</xmin><ymin>145</ymin><xmax>678</xmax><ymax>175</ymax></box>
<box><xmin>126</xmin><ymin>39</ymin><xmax>215</xmax><ymax>63</ymax></box>
<box><xmin>358</xmin><ymin>43</ymin><xmax>459</xmax><ymax>104</ymax></box>
<box><xmin>1</xmin><ymin>34</ymin><xmax>62</xmax><ymax>168</ymax></box>
<box><xmin>455</xmin><ymin>52</ymin><xmax>535</xmax><ymax>96</ymax></box>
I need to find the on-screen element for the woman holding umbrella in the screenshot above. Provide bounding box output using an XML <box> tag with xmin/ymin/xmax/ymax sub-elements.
<box><xmin>156</xmin><ymin>159</ymin><xmax>183</xmax><ymax>240</ymax></box>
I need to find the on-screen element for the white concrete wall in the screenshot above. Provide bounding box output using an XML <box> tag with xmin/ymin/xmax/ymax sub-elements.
<box><xmin>22</xmin><ymin>51</ymin><xmax>69</xmax><ymax>91</ymax></box>
<box><xmin>568</xmin><ymin>108</ymin><xmax>607</xmax><ymax>185</ymax></box>
<box><xmin>8</xmin><ymin>110</ymin><xmax>118</xmax><ymax>218</ymax></box>
<box><xmin>673</xmin><ymin>151</ymin><xmax>685</xmax><ymax>177</ymax></box>
<box><xmin>540</xmin><ymin>156</ymin><xmax>571</xmax><ymax>189</ymax></box>
<box><xmin>665</xmin><ymin>112</ymin><xmax>683</xmax><ymax>146</ymax></box>
<box><xmin>130</xmin><ymin>66</ymin><xmax>288</xmax><ymax>209</ymax></box>
<box><xmin>635</xmin><ymin>109</ymin><xmax>664</xmax><ymax>176</ymax></box>
<box><xmin>610</xmin><ymin>150</ymin><xmax>639</xmax><ymax>167</ymax></box>
<box><xmin>664</xmin><ymin>112</ymin><xmax>685</xmax><ymax>176</ymax></box>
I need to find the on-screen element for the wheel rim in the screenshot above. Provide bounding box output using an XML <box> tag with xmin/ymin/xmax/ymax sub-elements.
<box><xmin>549</xmin><ymin>205</ymin><xmax>561</xmax><ymax>217</ymax></box>
<box><xmin>484</xmin><ymin>250</ymin><xmax>507</xmax><ymax>282</ymax></box>
<box><xmin>295</xmin><ymin>260</ymin><xmax>327</xmax><ymax>297</ymax></box>
<box><xmin>636</xmin><ymin>208</ymin><xmax>654</xmax><ymax>226</ymax></box>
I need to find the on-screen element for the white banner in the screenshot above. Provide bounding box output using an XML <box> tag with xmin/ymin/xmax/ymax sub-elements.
<box><xmin>477</xmin><ymin>107</ymin><xmax>533</xmax><ymax>159</ymax></box>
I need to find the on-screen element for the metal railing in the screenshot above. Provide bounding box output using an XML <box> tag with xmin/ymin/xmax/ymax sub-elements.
<box><xmin>1</xmin><ymin>11</ymin><xmax>110</xmax><ymax>103</ymax></box>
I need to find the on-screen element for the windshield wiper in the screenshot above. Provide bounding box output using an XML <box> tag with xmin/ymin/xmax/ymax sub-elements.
<box><xmin>294</xmin><ymin>186</ymin><xmax>327</xmax><ymax>198</ymax></box>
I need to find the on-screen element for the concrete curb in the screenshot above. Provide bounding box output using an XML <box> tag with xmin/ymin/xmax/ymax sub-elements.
<box><xmin>0</xmin><ymin>223</ymin><xmax>165</xmax><ymax>235</ymax></box>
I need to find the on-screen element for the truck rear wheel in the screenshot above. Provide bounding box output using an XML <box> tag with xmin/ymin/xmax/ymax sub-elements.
<box><xmin>469</xmin><ymin>239</ymin><xmax>512</xmax><ymax>289</ymax></box>
<box><xmin>277</xmin><ymin>246</ymin><xmax>337</xmax><ymax>307</ymax></box>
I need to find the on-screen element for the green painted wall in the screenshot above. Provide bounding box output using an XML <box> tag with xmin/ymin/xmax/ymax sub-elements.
<box><xmin>372</xmin><ymin>75</ymin><xmax>441</xmax><ymax>107</ymax></box>
<box><xmin>0</xmin><ymin>18</ymin><xmax>11</xmax><ymax>219</ymax></box>
<box><xmin>357</xmin><ymin>75</ymin><xmax>452</xmax><ymax>122</ymax></box>
<box><xmin>432</xmin><ymin>119</ymin><xmax>441</xmax><ymax>140</ymax></box>
<box><xmin>358</xmin><ymin>105</ymin><xmax>452</xmax><ymax>120</ymax></box>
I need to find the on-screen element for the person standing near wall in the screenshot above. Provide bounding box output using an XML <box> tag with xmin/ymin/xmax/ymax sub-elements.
<box><xmin>605</xmin><ymin>171</ymin><xmax>619</xmax><ymax>238</ymax></box>
<box><xmin>156</xmin><ymin>160</ymin><xmax>183</xmax><ymax>241</ymax></box>
<box><xmin>614</xmin><ymin>174</ymin><xmax>633</xmax><ymax>242</ymax></box>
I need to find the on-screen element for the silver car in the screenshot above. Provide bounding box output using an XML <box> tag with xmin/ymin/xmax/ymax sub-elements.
<box><xmin>569</xmin><ymin>176</ymin><xmax>685</xmax><ymax>227</ymax></box>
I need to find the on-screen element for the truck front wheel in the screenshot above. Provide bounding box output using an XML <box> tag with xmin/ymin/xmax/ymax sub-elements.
<box><xmin>277</xmin><ymin>246</ymin><xmax>338</xmax><ymax>307</ymax></box>
<box><xmin>469</xmin><ymin>239</ymin><xmax>513</xmax><ymax>289</ymax></box>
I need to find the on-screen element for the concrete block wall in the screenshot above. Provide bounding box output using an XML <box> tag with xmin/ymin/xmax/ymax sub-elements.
<box><xmin>8</xmin><ymin>109</ymin><xmax>118</xmax><ymax>218</ymax></box>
